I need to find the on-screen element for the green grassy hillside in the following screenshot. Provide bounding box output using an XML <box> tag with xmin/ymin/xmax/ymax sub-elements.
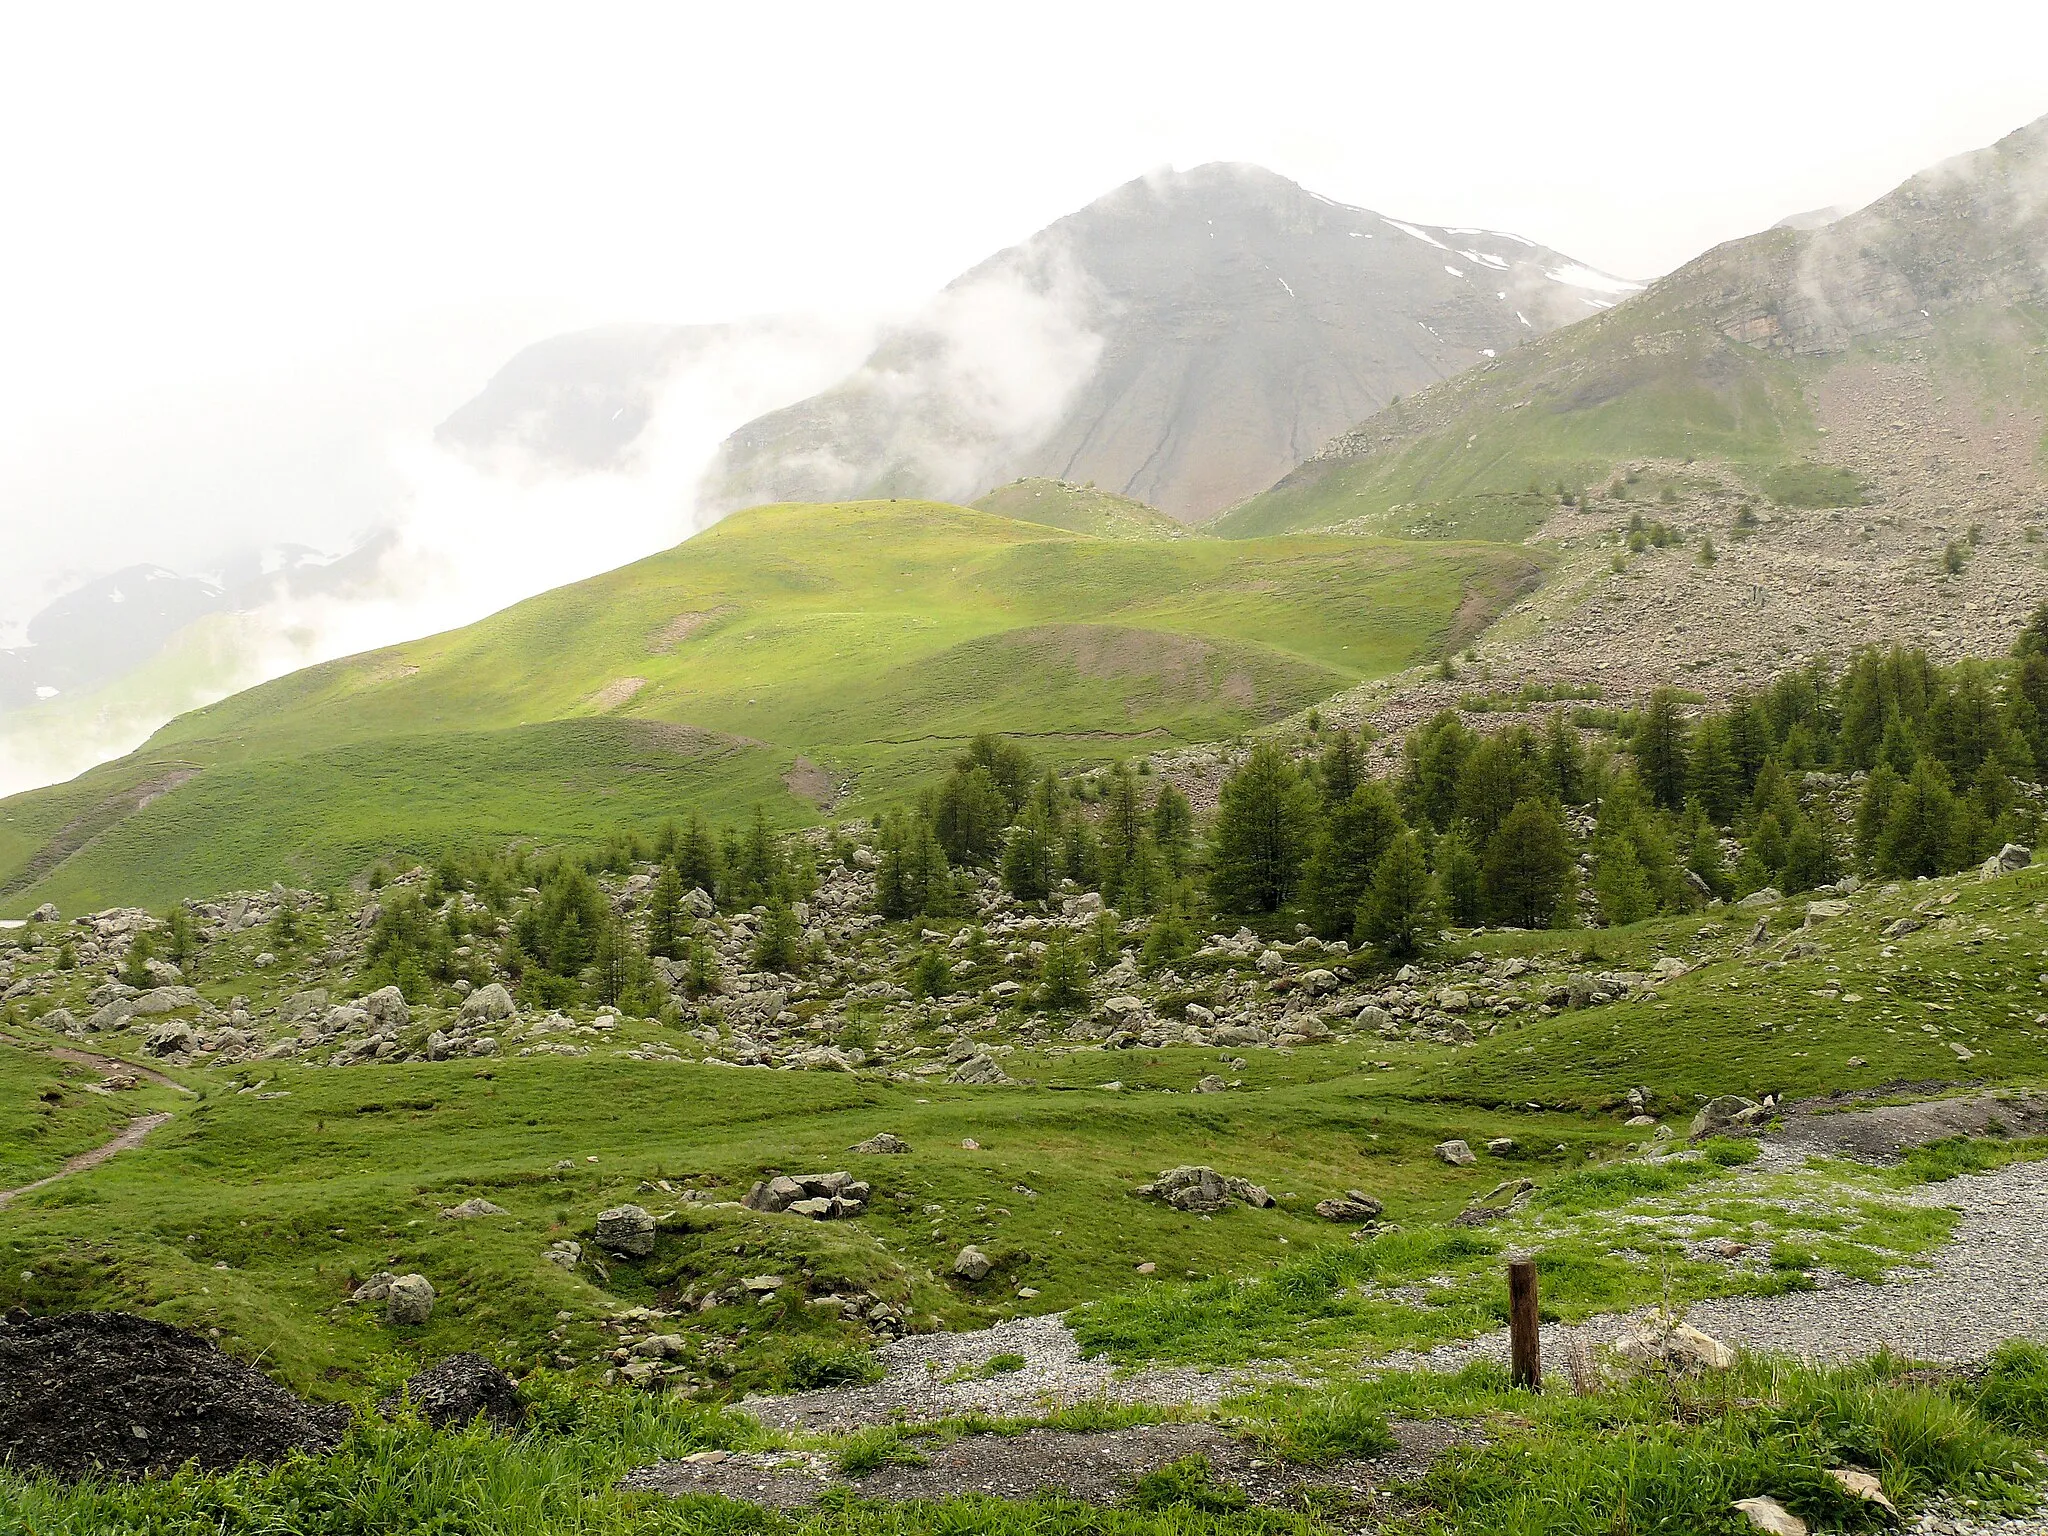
<box><xmin>0</xmin><ymin>500</ymin><xmax>1541</xmax><ymax>912</ymax></box>
<box><xmin>1211</xmin><ymin>264</ymin><xmax>1827</xmax><ymax>541</ymax></box>
<box><xmin>972</xmin><ymin>478</ymin><xmax>1192</xmax><ymax>539</ymax></box>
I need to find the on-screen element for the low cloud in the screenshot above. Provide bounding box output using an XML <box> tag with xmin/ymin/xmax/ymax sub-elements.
<box><xmin>0</xmin><ymin>316</ymin><xmax>874</xmax><ymax>800</ymax></box>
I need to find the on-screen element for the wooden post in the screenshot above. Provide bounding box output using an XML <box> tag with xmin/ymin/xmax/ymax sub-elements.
<box><xmin>1508</xmin><ymin>1259</ymin><xmax>1541</xmax><ymax>1390</ymax></box>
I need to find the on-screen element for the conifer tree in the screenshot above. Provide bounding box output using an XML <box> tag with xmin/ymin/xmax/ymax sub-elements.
<box><xmin>1482</xmin><ymin>799</ymin><xmax>1571</xmax><ymax>928</ymax></box>
<box><xmin>1357</xmin><ymin>831</ymin><xmax>1434</xmax><ymax>959</ymax></box>
<box><xmin>647</xmin><ymin>864</ymin><xmax>685</xmax><ymax>960</ymax></box>
<box><xmin>1150</xmin><ymin>782</ymin><xmax>1194</xmax><ymax>878</ymax></box>
<box><xmin>1207</xmin><ymin>743</ymin><xmax>1317</xmax><ymax>913</ymax></box>
<box><xmin>1301</xmin><ymin>781</ymin><xmax>1405</xmax><ymax>938</ymax></box>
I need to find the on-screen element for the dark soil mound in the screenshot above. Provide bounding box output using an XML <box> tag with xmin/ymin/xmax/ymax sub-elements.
<box><xmin>380</xmin><ymin>1352</ymin><xmax>526</xmax><ymax>1432</ymax></box>
<box><xmin>0</xmin><ymin>1310</ymin><xmax>348</xmax><ymax>1480</ymax></box>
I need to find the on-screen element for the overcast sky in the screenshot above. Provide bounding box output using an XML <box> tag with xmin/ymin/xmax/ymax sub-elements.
<box><xmin>3</xmin><ymin>0</ymin><xmax>2046</xmax><ymax>615</ymax></box>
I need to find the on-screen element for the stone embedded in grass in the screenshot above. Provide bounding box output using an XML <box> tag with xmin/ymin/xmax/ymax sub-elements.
<box><xmin>849</xmin><ymin>1132</ymin><xmax>910</xmax><ymax>1154</ymax></box>
<box><xmin>542</xmin><ymin>1240</ymin><xmax>581</xmax><ymax>1270</ymax></box>
<box><xmin>595</xmin><ymin>1204</ymin><xmax>657</xmax><ymax>1256</ymax></box>
<box><xmin>1433</xmin><ymin>1139</ymin><xmax>1477</xmax><ymax>1167</ymax></box>
<box><xmin>953</xmin><ymin>1245</ymin><xmax>992</xmax><ymax>1281</ymax></box>
<box><xmin>438</xmin><ymin>1198</ymin><xmax>507</xmax><ymax>1219</ymax></box>
<box><xmin>1614</xmin><ymin>1317</ymin><xmax>1735</xmax><ymax>1372</ymax></box>
<box><xmin>1825</xmin><ymin>1469</ymin><xmax>1896</xmax><ymax>1516</ymax></box>
<box><xmin>385</xmin><ymin>1274</ymin><xmax>435</xmax><ymax>1326</ymax></box>
<box><xmin>1731</xmin><ymin>1495</ymin><xmax>1806</xmax><ymax>1535</ymax></box>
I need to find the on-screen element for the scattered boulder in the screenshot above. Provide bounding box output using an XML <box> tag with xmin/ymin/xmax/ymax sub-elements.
<box><xmin>379</xmin><ymin>1353</ymin><xmax>524</xmax><ymax>1431</ymax></box>
<box><xmin>141</xmin><ymin>1020</ymin><xmax>197</xmax><ymax>1057</ymax></box>
<box><xmin>1738</xmin><ymin>887</ymin><xmax>1782</xmax><ymax>908</ymax></box>
<box><xmin>739</xmin><ymin>1172</ymin><xmax>870</xmax><ymax>1219</ymax></box>
<box><xmin>948</xmin><ymin>1053</ymin><xmax>1015</xmax><ymax>1086</ymax></box>
<box><xmin>1454</xmin><ymin>1178</ymin><xmax>1536</xmax><ymax>1226</ymax></box>
<box><xmin>1803</xmin><ymin>899</ymin><xmax>1850</xmax><ymax>927</ymax></box>
<box><xmin>1691</xmin><ymin>1096</ymin><xmax>1768</xmax><ymax>1139</ymax></box>
<box><xmin>953</xmin><ymin>1245</ymin><xmax>993</xmax><ymax>1281</ymax></box>
<box><xmin>1313</xmin><ymin>1190</ymin><xmax>1384</xmax><ymax>1223</ymax></box>
<box><xmin>595</xmin><ymin>1204</ymin><xmax>657</xmax><ymax>1256</ymax></box>
<box><xmin>1434</xmin><ymin>1139</ymin><xmax>1478</xmax><ymax>1167</ymax></box>
<box><xmin>459</xmin><ymin>983</ymin><xmax>515</xmax><ymax>1023</ymax></box>
<box><xmin>1135</xmin><ymin>1165</ymin><xmax>1274</xmax><ymax>1213</ymax></box>
<box><xmin>1195</xmin><ymin>1074</ymin><xmax>1230</xmax><ymax>1093</ymax></box>
<box><xmin>385</xmin><ymin>1274</ymin><xmax>435</xmax><ymax>1326</ymax></box>
<box><xmin>849</xmin><ymin>1132</ymin><xmax>911</xmax><ymax>1154</ymax></box>
<box><xmin>0</xmin><ymin>1310</ymin><xmax>346</xmax><ymax>1479</ymax></box>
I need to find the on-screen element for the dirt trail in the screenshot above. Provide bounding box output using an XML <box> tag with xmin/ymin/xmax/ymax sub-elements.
<box><xmin>0</xmin><ymin>1029</ymin><xmax>196</xmax><ymax>1095</ymax></box>
<box><xmin>0</xmin><ymin>1112</ymin><xmax>172</xmax><ymax>1209</ymax></box>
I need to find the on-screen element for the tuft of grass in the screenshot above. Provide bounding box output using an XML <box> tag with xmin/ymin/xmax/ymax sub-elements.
<box><xmin>984</xmin><ymin>1351</ymin><xmax>1027</xmax><ymax>1376</ymax></box>
<box><xmin>1124</xmin><ymin>1454</ymin><xmax>1249</xmax><ymax>1513</ymax></box>
<box><xmin>1243</xmin><ymin>1384</ymin><xmax>1398</xmax><ymax>1465</ymax></box>
<box><xmin>835</xmin><ymin>1424</ymin><xmax>931</xmax><ymax>1477</ymax></box>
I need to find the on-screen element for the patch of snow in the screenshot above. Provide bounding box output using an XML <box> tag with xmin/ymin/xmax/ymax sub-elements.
<box><xmin>34</xmin><ymin>686</ymin><xmax>59</xmax><ymax>700</ymax></box>
<box><xmin>1582</xmin><ymin>297</ymin><xmax>1614</xmax><ymax>310</ymax></box>
<box><xmin>1443</xmin><ymin>265</ymin><xmax>1464</xmax><ymax>278</ymax></box>
<box><xmin>1348</xmin><ymin>231</ymin><xmax>1369</xmax><ymax>238</ymax></box>
<box><xmin>1482</xmin><ymin>348</ymin><xmax>1496</xmax><ymax>358</ymax></box>
<box><xmin>1383</xmin><ymin>218</ymin><xmax>1448</xmax><ymax>250</ymax></box>
<box><xmin>1516</xmin><ymin>311</ymin><xmax>1532</xmax><ymax>328</ymax></box>
<box><xmin>1276</xmin><ymin>275</ymin><xmax>1295</xmax><ymax>298</ymax></box>
<box><xmin>1459</xmin><ymin>250</ymin><xmax>1510</xmax><ymax>271</ymax></box>
<box><xmin>108</xmin><ymin>590</ymin><xmax>126</xmax><ymax>605</ymax></box>
<box><xmin>1546</xmin><ymin>263</ymin><xmax>1643</xmax><ymax>295</ymax></box>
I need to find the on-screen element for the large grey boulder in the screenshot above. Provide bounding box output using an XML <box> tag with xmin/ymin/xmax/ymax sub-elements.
<box><xmin>1691</xmin><ymin>1095</ymin><xmax>1767</xmax><ymax>1139</ymax></box>
<box><xmin>953</xmin><ymin>1245</ymin><xmax>992</xmax><ymax>1281</ymax></box>
<box><xmin>386</xmin><ymin>1274</ymin><xmax>435</xmax><ymax>1326</ymax></box>
<box><xmin>363</xmin><ymin>985</ymin><xmax>410</xmax><ymax>1033</ymax></box>
<box><xmin>594</xmin><ymin>1204</ymin><xmax>657</xmax><ymax>1256</ymax></box>
<box><xmin>1433</xmin><ymin>1139</ymin><xmax>1478</xmax><ymax>1167</ymax></box>
<box><xmin>1314</xmin><ymin>1190</ymin><xmax>1384</xmax><ymax>1223</ymax></box>
<box><xmin>460</xmin><ymin>983</ymin><xmax>515</xmax><ymax>1023</ymax></box>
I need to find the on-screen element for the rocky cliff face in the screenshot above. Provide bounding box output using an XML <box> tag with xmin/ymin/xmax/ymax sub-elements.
<box><xmin>696</xmin><ymin>164</ymin><xmax>1634</xmax><ymax>523</ymax></box>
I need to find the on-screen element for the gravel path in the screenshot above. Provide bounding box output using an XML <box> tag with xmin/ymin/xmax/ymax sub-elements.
<box><xmin>627</xmin><ymin>1418</ymin><xmax>1466</xmax><ymax>1510</ymax></box>
<box><xmin>1375</xmin><ymin>1157</ymin><xmax>2048</xmax><ymax>1376</ymax></box>
<box><xmin>739</xmin><ymin>1313</ymin><xmax>1283</xmax><ymax>1432</ymax></box>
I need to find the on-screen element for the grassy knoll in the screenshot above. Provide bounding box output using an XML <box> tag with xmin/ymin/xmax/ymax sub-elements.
<box><xmin>0</xmin><ymin>500</ymin><xmax>1539</xmax><ymax>913</ymax></box>
<box><xmin>973</xmin><ymin>478</ymin><xmax>1193</xmax><ymax>539</ymax></box>
<box><xmin>1433</xmin><ymin>865</ymin><xmax>2048</xmax><ymax>1112</ymax></box>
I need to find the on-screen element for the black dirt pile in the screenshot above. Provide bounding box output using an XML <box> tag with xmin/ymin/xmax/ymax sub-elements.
<box><xmin>379</xmin><ymin>1352</ymin><xmax>526</xmax><ymax>1432</ymax></box>
<box><xmin>0</xmin><ymin>1310</ymin><xmax>348</xmax><ymax>1480</ymax></box>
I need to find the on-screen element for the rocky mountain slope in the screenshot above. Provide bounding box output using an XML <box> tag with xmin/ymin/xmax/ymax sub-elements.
<box><xmin>1217</xmin><ymin>113</ymin><xmax>2048</xmax><ymax>541</ymax></box>
<box><xmin>691</xmin><ymin>164</ymin><xmax>1634</xmax><ymax>523</ymax></box>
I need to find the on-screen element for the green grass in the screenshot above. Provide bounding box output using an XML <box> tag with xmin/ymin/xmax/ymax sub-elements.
<box><xmin>0</xmin><ymin>500</ymin><xmax>1541</xmax><ymax>912</ymax></box>
<box><xmin>973</xmin><ymin>478</ymin><xmax>1194</xmax><ymax>540</ymax></box>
